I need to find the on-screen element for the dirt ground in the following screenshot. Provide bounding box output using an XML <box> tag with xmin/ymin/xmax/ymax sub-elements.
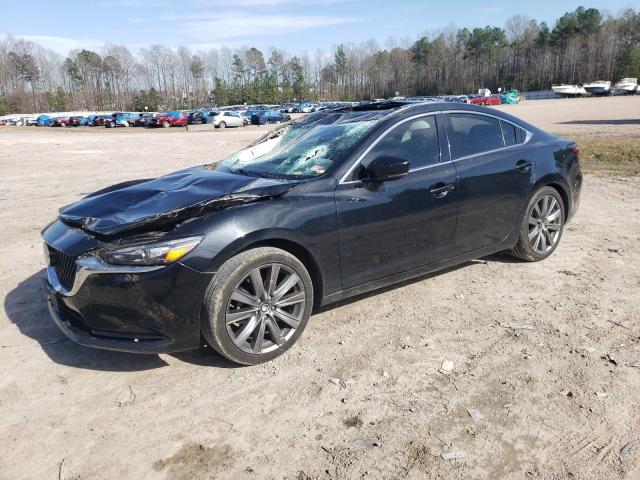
<box><xmin>1</xmin><ymin>97</ymin><xmax>639</xmax><ymax>480</ymax></box>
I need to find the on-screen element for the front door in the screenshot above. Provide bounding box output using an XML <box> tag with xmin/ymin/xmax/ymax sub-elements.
<box><xmin>336</xmin><ymin>114</ymin><xmax>458</xmax><ymax>289</ymax></box>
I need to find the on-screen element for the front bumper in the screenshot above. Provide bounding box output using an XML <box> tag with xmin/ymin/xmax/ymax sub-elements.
<box><xmin>45</xmin><ymin>257</ymin><xmax>212</xmax><ymax>353</ymax></box>
<box><xmin>42</xmin><ymin>222</ymin><xmax>213</xmax><ymax>354</ymax></box>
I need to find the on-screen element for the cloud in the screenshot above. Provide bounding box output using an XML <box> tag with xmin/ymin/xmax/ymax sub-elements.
<box><xmin>97</xmin><ymin>0</ymin><xmax>173</xmax><ymax>7</ymax></box>
<box><xmin>127</xmin><ymin>12</ymin><xmax>353</xmax><ymax>40</ymax></box>
<box><xmin>0</xmin><ymin>34</ymin><xmax>104</xmax><ymax>54</ymax></box>
<box><xmin>193</xmin><ymin>0</ymin><xmax>346</xmax><ymax>6</ymax></box>
<box><xmin>187</xmin><ymin>13</ymin><xmax>352</xmax><ymax>40</ymax></box>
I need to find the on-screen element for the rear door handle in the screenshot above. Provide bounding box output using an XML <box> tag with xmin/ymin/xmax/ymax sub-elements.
<box><xmin>429</xmin><ymin>183</ymin><xmax>455</xmax><ymax>198</ymax></box>
<box><xmin>516</xmin><ymin>160</ymin><xmax>533</xmax><ymax>173</ymax></box>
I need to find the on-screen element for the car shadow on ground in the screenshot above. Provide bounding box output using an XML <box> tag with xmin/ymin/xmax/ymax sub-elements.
<box><xmin>4</xmin><ymin>269</ymin><xmax>239</xmax><ymax>371</ymax></box>
<box><xmin>6</xmin><ymin>255</ymin><xmax>519</xmax><ymax>371</ymax></box>
<box><xmin>559</xmin><ymin>119</ymin><xmax>640</xmax><ymax>125</ymax></box>
<box><xmin>316</xmin><ymin>255</ymin><xmax>516</xmax><ymax>314</ymax></box>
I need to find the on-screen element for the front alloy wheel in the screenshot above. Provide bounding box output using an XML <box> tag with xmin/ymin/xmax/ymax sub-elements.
<box><xmin>202</xmin><ymin>247</ymin><xmax>313</xmax><ymax>365</ymax></box>
<box><xmin>226</xmin><ymin>264</ymin><xmax>306</xmax><ymax>354</ymax></box>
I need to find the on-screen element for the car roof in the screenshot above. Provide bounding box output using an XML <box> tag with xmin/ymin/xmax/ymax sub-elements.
<box><xmin>325</xmin><ymin>100</ymin><xmax>545</xmax><ymax>135</ymax></box>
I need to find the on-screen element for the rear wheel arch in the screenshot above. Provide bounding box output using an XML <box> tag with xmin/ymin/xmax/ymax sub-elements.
<box><xmin>510</xmin><ymin>185</ymin><xmax>566</xmax><ymax>261</ymax></box>
<box><xmin>545</xmin><ymin>182</ymin><xmax>569</xmax><ymax>221</ymax></box>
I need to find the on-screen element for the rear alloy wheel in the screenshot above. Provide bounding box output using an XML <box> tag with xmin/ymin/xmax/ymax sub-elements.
<box><xmin>511</xmin><ymin>186</ymin><xmax>565</xmax><ymax>261</ymax></box>
<box><xmin>202</xmin><ymin>247</ymin><xmax>313</xmax><ymax>365</ymax></box>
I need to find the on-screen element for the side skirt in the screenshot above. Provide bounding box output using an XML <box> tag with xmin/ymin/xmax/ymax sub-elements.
<box><xmin>320</xmin><ymin>233</ymin><xmax>518</xmax><ymax>308</ymax></box>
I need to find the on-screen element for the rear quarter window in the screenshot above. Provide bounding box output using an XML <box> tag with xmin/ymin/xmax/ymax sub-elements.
<box><xmin>501</xmin><ymin>120</ymin><xmax>527</xmax><ymax>146</ymax></box>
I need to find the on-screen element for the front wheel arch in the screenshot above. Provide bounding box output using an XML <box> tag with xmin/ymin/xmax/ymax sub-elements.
<box><xmin>236</xmin><ymin>239</ymin><xmax>324</xmax><ymax>309</ymax></box>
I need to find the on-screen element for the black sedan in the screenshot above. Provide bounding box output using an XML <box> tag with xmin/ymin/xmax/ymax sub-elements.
<box><xmin>187</xmin><ymin>111</ymin><xmax>208</xmax><ymax>125</ymax></box>
<box><xmin>42</xmin><ymin>101</ymin><xmax>582</xmax><ymax>365</ymax></box>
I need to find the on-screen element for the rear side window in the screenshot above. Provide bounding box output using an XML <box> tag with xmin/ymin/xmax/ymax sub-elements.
<box><xmin>501</xmin><ymin>121</ymin><xmax>517</xmax><ymax>146</ymax></box>
<box><xmin>447</xmin><ymin>113</ymin><xmax>504</xmax><ymax>159</ymax></box>
<box><xmin>501</xmin><ymin>120</ymin><xmax>527</xmax><ymax>146</ymax></box>
<box><xmin>362</xmin><ymin>115</ymin><xmax>440</xmax><ymax>171</ymax></box>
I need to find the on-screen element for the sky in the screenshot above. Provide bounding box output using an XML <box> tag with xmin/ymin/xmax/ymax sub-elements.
<box><xmin>0</xmin><ymin>0</ymin><xmax>638</xmax><ymax>56</ymax></box>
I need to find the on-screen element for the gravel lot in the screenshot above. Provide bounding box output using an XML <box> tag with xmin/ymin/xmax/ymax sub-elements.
<box><xmin>1</xmin><ymin>97</ymin><xmax>639</xmax><ymax>480</ymax></box>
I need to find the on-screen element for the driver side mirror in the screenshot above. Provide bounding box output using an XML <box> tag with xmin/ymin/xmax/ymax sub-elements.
<box><xmin>366</xmin><ymin>155</ymin><xmax>410</xmax><ymax>182</ymax></box>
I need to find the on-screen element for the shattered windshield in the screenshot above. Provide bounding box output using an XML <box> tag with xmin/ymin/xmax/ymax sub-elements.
<box><xmin>217</xmin><ymin>114</ymin><xmax>378</xmax><ymax>179</ymax></box>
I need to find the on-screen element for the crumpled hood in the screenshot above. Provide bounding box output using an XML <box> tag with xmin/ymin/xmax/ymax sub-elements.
<box><xmin>60</xmin><ymin>166</ymin><xmax>295</xmax><ymax>236</ymax></box>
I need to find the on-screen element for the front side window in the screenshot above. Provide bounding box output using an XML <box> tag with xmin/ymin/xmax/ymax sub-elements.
<box><xmin>447</xmin><ymin>113</ymin><xmax>504</xmax><ymax>159</ymax></box>
<box><xmin>361</xmin><ymin>115</ymin><xmax>440</xmax><ymax>173</ymax></box>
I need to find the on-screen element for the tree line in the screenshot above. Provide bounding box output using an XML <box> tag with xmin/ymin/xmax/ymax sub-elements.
<box><xmin>1</xmin><ymin>6</ymin><xmax>638</xmax><ymax>115</ymax></box>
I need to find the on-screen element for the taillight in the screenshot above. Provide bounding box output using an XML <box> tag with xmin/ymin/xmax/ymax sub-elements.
<box><xmin>569</xmin><ymin>145</ymin><xmax>579</xmax><ymax>156</ymax></box>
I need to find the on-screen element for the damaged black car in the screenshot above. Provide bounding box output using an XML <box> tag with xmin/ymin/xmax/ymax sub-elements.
<box><xmin>42</xmin><ymin>101</ymin><xmax>582</xmax><ymax>365</ymax></box>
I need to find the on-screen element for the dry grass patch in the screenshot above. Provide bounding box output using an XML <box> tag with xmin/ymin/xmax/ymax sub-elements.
<box><xmin>566</xmin><ymin>134</ymin><xmax>640</xmax><ymax>176</ymax></box>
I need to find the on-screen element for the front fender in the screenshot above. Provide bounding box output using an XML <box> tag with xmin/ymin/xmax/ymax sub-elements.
<box><xmin>177</xmin><ymin>194</ymin><xmax>341</xmax><ymax>296</ymax></box>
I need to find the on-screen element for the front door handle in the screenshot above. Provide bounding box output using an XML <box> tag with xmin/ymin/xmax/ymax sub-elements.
<box><xmin>516</xmin><ymin>160</ymin><xmax>533</xmax><ymax>173</ymax></box>
<box><xmin>429</xmin><ymin>183</ymin><xmax>455</xmax><ymax>198</ymax></box>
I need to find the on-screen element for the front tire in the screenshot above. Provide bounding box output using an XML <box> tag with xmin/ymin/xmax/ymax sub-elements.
<box><xmin>511</xmin><ymin>186</ymin><xmax>565</xmax><ymax>261</ymax></box>
<box><xmin>202</xmin><ymin>247</ymin><xmax>314</xmax><ymax>365</ymax></box>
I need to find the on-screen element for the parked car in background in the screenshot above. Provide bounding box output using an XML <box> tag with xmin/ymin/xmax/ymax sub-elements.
<box><xmin>51</xmin><ymin>117</ymin><xmax>71</xmax><ymax>127</ymax></box>
<box><xmin>444</xmin><ymin>95</ymin><xmax>470</xmax><ymax>104</ymax></box>
<box><xmin>36</xmin><ymin>115</ymin><xmax>53</xmax><ymax>126</ymax></box>
<box><xmin>81</xmin><ymin>115</ymin><xmax>96</xmax><ymax>126</ymax></box>
<box><xmin>209</xmin><ymin>111</ymin><xmax>246</xmax><ymax>128</ymax></box>
<box><xmin>91</xmin><ymin>115</ymin><xmax>112</xmax><ymax>127</ymax></box>
<box><xmin>146</xmin><ymin>111</ymin><xmax>188</xmax><ymax>128</ymax></box>
<box><xmin>42</xmin><ymin>101</ymin><xmax>582</xmax><ymax>365</ymax></box>
<box><xmin>500</xmin><ymin>90</ymin><xmax>521</xmax><ymax>104</ymax></box>
<box><xmin>250</xmin><ymin>109</ymin><xmax>291</xmax><ymax>125</ymax></box>
<box><xmin>188</xmin><ymin>111</ymin><xmax>208</xmax><ymax>125</ymax></box>
<box><xmin>469</xmin><ymin>95</ymin><xmax>502</xmax><ymax>106</ymax></box>
<box><xmin>280</xmin><ymin>103</ymin><xmax>296</xmax><ymax>113</ymax></box>
<box><xmin>68</xmin><ymin>116</ymin><xmax>84</xmax><ymax>127</ymax></box>
<box><xmin>131</xmin><ymin>113</ymin><xmax>154</xmax><ymax>127</ymax></box>
<box><xmin>105</xmin><ymin>112</ymin><xmax>139</xmax><ymax>128</ymax></box>
<box><xmin>500</xmin><ymin>94</ymin><xmax>519</xmax><ymax>105</ymax></box>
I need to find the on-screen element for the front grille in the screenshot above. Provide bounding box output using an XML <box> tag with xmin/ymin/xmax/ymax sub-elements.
<box><xmin>48</xmin><ymin>247</ymin><xmax>77</xmax><ymax>291</ymax></box>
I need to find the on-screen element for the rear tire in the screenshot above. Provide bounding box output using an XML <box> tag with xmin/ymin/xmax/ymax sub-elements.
<box><xmin>162</xmin><ymin>121</ymin><xmax>170</xmax><ymax>128</ymax></box>
<box><xmin>202</xmin><ymin>247</ymin><xmax>313</xmax><ymax>365</ymax></box>
<box><xmin>510</xmin><ymin>186</ymin><xmax>565</xmax><ymax>262</ymax></box>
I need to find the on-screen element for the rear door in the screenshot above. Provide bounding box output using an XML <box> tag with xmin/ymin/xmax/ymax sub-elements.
<box><xmin>228</xmin><ymin>112</ymin><xmax>242</xmax><ymax>127</ymax></box>
<box><xmin>443</xmin><ymin>112</ymin><xmax>534</xmax><ymax>255</ymax></box>
<box><xmin>335</xmin><ymin>113</ymin><xmax>458</xmax><ymax>289</ymax></box>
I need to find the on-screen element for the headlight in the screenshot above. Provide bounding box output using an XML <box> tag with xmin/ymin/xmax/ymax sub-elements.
<box><xmin>101</xmin><ymin>236</ymin><xmax>203</xmax><ymax>266</ymax></box>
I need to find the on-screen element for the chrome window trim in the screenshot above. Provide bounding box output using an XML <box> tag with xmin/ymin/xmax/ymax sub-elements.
<box><xmin>338</xmin><ymin>112</ymin><xmax>441</xmax><ymax>185</ymax></box>
<box><xmin>338</xmin><ymin>109</ymin><xmax>533</xmax><ymax>185</ymax></box>
<box><xmin>444</xmin><ymin>110</ymin><xmax>533</xmax><ymax>162</ymax></box>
